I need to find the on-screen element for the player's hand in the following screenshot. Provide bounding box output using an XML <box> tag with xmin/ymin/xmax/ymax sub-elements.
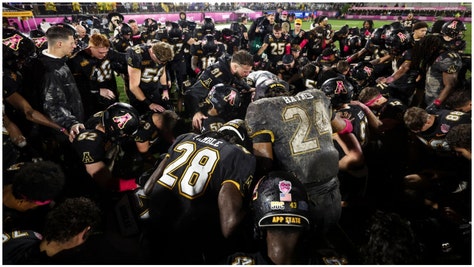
<box><xmin>149</xmin><ymin>103</ymin><xmax>165</xmax><ymax>113</ymax></box>
<box><xmin>192</xmin><ymin>111</ymin><xmax>208</xmax><ymax>132</ymax></box>
<box><xmin>69</xmin><ymin>123</ymin><xmax>85</xmax><ymax>142</ymax></box>
<box><xmin>99</xmin><ymin>88</ymin><xmax>116</xmax><ymax>100</ymax></box>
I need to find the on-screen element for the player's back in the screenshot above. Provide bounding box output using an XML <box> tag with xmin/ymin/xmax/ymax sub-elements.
<box><xmin>146</xmin><ymin>132</ymin><xmax>255</xmax><ymax>263</ymax></box>
<box><xmin>246</xmin><ymin>89</ymin><xmax>339</xmax><ymax>185</ymax></box>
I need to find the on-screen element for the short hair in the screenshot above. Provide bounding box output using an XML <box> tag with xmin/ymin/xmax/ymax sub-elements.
<box><xmin>358</xmin><ymin>86</ymin><xmax>381</xmax><ymax>104</ymax></box>
<box><xmin>161</xmin><ymin>110</ymin><xmax>180</xmax><ymax>133</ymax></box>
<box><xmin>89</xmin><ymin>33</ymin><xmax>110</xmax><ymax>48</ymax></box>
<box><xmin>231</xmin><ymin>50</ymin><xmax>253</xmax><ymax>67</ymax></box>
<box><xmin>403</xmin><ymin>107</ymin><xmax>428</xmax><ymax>132</ymax></box>
<box><xmin>128</xmin><ymin>19</ymin><xmax>137</xmax><ymax>24</ymax></box>
<box><xmin>12</xmin><ymin>161</ymin><xmax>65</xmax><ymax>202</ymax></box>
<box><xmin>444</xmin><ymin>89</ymin><xmax>471</xmax><ymax>111</ymax></box>
<box><xmin>361</xmin><ymin>210</ymin><xmax>422</xmax><ymax>264</ymax></box>
<box><xmin>42</xmin><ymin>197</ymin><xmax>101</xmax><ymax>243</ymax></box>
<box><xmin>273</xmin><ymin>24</ymin><xmax>282</xmax><ymax>32</ymax></box>
<box><xmin>336</xmin><ymin>60</ymin><xmax>350</xmax><ymax>74</ymax></box>
<box><xmin>413</xmin><ymin>21</ymin><xmax>428</xmax><ymax>31</ymax></box>
<box><xmin>151</xmin><ymin>41</ymin><xmax>174</xmax><ymax>62</ymax></box>
<box><xmin>46</xmin><ymin>25</ymin><xmax>74</xmax><ymax>44</ymax></box>
<box><xmin>446</xmin><ymin>124</ymin><xmax>471</xmax><ymax>150</ymax></box>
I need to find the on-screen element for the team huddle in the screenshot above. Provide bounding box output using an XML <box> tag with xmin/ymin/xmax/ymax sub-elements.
<box><xmin>3</xmin><ymin>9</ymin><xmax>471</xmax><ymax>265</ymax></box>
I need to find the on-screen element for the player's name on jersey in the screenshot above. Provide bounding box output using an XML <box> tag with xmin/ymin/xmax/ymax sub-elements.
<box><xmin>193</xmin><ymin>136</ymin><xmax>224</xmax><ymax>147</ymax></box>
<box><xmin>282</xmin><ymin>92</ymin><xmax>315</xmax><ymax>104</ymax></box>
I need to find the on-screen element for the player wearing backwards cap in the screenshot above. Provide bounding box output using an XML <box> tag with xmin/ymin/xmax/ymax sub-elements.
<box><xmin>140</xmin><ymin>119</ymin><xmax>256</xmax><ymax>264</ymax></box>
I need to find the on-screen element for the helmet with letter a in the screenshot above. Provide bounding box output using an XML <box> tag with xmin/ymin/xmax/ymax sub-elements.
<box><xmin>207</xmin><ymin>83</ymin><xmax>242</xmax><ymax>117</ymax></box>
<box><xmin>350</xmin><ymin>61</ymin><xmax>375</xmax><ymax>85</ymax></box>
<box><xmin>3</xmin><ymin>28</ymin><xmax>36</xmax><ymax>68</ymax></box>
<box><xmin>441</xmin><ymin>19</ymin><xmax>466</xmax><ymax>40</ymax></box>
<box><xmin>252</xmin><ymin>171</ymin><xmax>310</xmax><ymax>230</ymax></box>
<box><xmin>384</xmin><ymin>28</ymin><xmax>412</xmax><ymax>55</ymax></box>
<box><xmin>102</xmin><ymin>102</ymin><xmax>140</xmax><ymax>141</ymax></box>
<box><xmin>320</xmin><ymin>77</ymin><xmax>354</xmax><ymax>109</ymax></box>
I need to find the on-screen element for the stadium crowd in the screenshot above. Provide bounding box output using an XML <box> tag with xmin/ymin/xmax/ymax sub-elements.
<box><xmin>2</xmin><ymin>5</ymin><xmax>471</xmax><ymax>265</ymax></box>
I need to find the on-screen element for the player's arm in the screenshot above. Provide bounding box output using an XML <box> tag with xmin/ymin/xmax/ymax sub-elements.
<box><xmin>438</xmin><ymin>71</ymin><xmax>458</xmax><ymax>104</ymax></box>
<box><xmin>252</xmin><ymin>142</ymin><xmax>274</xmax><ymax>178</ymax></box>
<box><xmin>256</xmin><ymin>42</ymin><xmax>268</xmax><ymax>57</ymax></box>
<box><xmin>191</xmin><ymin>54</ymin><xmax>200</xmax><ymax>74</ymax></box>
<box><xmin>144</xmin><ymin>155</ymin><xmax>169</xmax><ymax>195</ymax></box>
<box><xmin>331</xmin><ymin>114</ymin><xmax>364</xmax><ymax>171</ymax></box>
<box><xmin>5</xmin><ymin>92</ymin><xmax>69</xmax><ymax>136</ymax></box>
<box><xmin>378</xmin><ymin>60</ymin><xmax>410</xmax><ymax>84</ymax></box>
<box><xmin>84</xmin><ymin>161</ymin><xmax>117</xmax><ymax>191</ymax></box>
<box><xmin>218</xmin><ymin>182</ymin><xmax>245</xmax><ymax>238</ymax></box>
<box><xmin>128</xmin><ymin>65</ymin><xmax>147</xmax><ymax>102</ymax></box>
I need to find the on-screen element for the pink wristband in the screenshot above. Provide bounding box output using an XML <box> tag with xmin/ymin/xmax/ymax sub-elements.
<box><xmin>338</xmin><ymin>119</ymin><xmax>353</xmax><ymax>134</ymax></box>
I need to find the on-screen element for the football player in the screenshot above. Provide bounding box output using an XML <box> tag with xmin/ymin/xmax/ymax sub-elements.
<box><xmin>72</xmin><ymin>102</ymin><xmax>141</xmax><ymax>192</ymax></box>
<box><xmin>184</xmin><ymin>49</ymin><xmax>254</xmax><ymax>131</ymax></box>
<box><xmin>141</xmin><ymin>119</ymin><xmax>256</xmax><ymax>264</ymax></box>
<box><xmin>126</xmin><ymin>41</ymin><xmax>174</xmax><ymax>114</ymax></box>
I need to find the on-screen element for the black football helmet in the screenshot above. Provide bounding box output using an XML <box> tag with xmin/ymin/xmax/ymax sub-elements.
<box><xmin>120</xmin><ymin>23</ymin><xmax>132</xmax><ymax>35</ymax></box>
<box><xmin>168</xmin><ymin>22</ymin><xmax>182</xmax><ymax>41</ymax></box>
<box><xmin>207</xmin><ymin>83</ymin><xmax>241</xmax><ymax>116</ymax></box>
<box><xmin>370</xmin><ymin>25</ymin><xmax>390</xmax><ymax>47</ymax></box>
<box><xmin>346</xmin><ymin>35</ymin><xmax>362</xmax><ymax>50</ymax></box>
<box><xmin>102</xmin><ymin>102</ymin><xmax>140</xmax><ymax>141</ymax></box>
<box><xmin>351</xmin><ymin>61</ymin><xmax>375</xmax><ymax>83</ymax></box>
<box><xmin>320</xmin><ymin>77</ymin><xmax>354</xmax><ymax>108</ymax></box>
<box><xmin>384</xmin><ymin>28</ymin><xmax>412</xmax><ymax>55</ymax></box>
<box><xmin>441</xmin><ymin>19</ymin><xmax>466</xmax><ymax>40</ymax></box>
<box><xmin>252</xmin><ymin>171</ymin><xmax>310</xmax><ymax>229</ymax></box>
<box><xmin>217</xmin><ymin>119</ymin><xmax>250</xmax><ymax>149</ymax></box>
<box><xmin>202</xmin><ymin>34</ymin><xmax>218</xmax><ymax>54</ymax></box>
<box><xmin>3</xmin><ymin>28</ymin><xmax>36</xmax><ymax>66</ymax></box>
<box><xmin>255</xmin><ymin>79</ymin><xmax>289</xmax><ymax>101</ymax></box>
<box><xmin>202</xmin><ymin>17</ymin><xmax>215</xmax><ymax>34</ymax></box>
<box><xmin>221</xmin><ymin>28</ymin><xmax>234</xmax><ymax>42</ymax></box>
<box><xmin>143</xmin><ymin>18</ymin><xmax>158</xmax><ymax>33</ymax></box>
<box><xmin>28</xmin><ymin>29</ymin><xmax>48</xmax><ymax>54</ymax></box>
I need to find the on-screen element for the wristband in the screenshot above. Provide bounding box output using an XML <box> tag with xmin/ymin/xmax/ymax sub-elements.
<box><xmin>433</xmin><ymin>99</ymin><xmax>442</xmax><ymax>106</ymax></box>
<box><xmin>59</xmin><ymin>127</ymin><xmax>67</xmax><ymax>133</ymax></box>
<box><xmin>142</xmin><ymin>98</ymin><xmax>152</xmax><ymax>106</ymax></box>
<box><xmin>194</xmin><ymin>68</ymin><xmax>201</xmax><ymax>74</ymax></box>
<box><xmin>385</xmin><ymin>76</ymin><xmax>395</xmax><ymax>84</ymax></box>
<box><xmin>338</xmin><ymin>119</ymin><xmax>353</xmax><ymax>135</ymax></box>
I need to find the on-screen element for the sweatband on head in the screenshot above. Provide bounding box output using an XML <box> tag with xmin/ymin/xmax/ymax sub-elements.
<box><xmin>364</xmin><ymin>94</ymin><xmax>383</xmax><ymax>107</ymax></box>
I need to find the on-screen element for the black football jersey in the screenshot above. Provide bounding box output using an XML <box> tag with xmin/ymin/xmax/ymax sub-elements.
<box><xmin>246</xmin><ymin>89</ymin><xmax>339</xmax><ymax>185</ymax></box>
<box><xmin>186</xmin><ymin>55</ymin><xmax>251</xmax><ymax>115</ymax></box>
<box><xmin>2</xmin><ymin>230</ymin><xmax>47</xmax><ymax>264</ymax></box>
<box><xmin>126</xmin><ymin>44</ymin><xmax>167</xmax><ymax>97</ymax></box>
<box><xmin>147</xmin><ymin>132</ymin><xmax>255</xmax><ymax>262</ymax></box>
<box><xmin>72</xmin><ymin>128</ymin><xmax>111</xmax><ymax>165</ymax></box>
<box><xmin>133</xmin><ymin>111</ymin><xmax>159</xmax><ymax>144</ymax></box>
<box><xmin>336</xmin><ymin>104</ymin><xmax>370</xmax><ymax>148</ymax></box>
<box><xmin>416</xmin><ymin>109</ymin><xmax>471</xmax><ymax>151</ymax></box>
<box><xmin>425</xmin><ymin>51</ymin><xmax>462</xmax><ymax>103</ymax></box>
<box><xmin>261</xmin><ymin>33</ymin><xmax>290</xmax><ymax>63</ymax></box>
